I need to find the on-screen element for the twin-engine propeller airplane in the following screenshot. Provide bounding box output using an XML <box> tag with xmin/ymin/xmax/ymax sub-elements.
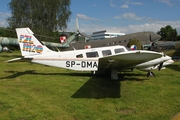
<box><xmin>7</xmin><ymin>28</ymin><xmax>174</xmax><ymax>80</ymax></box>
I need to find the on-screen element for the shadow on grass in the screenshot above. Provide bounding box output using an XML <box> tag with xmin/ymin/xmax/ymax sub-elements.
<box><xmin>0</xmin><ymin>70</ymin><xmax>93</xmax><ymax>79</ymax></box>
<box><xmin>71</xmin><ymin>73</ymin><xmax>145</xmax><ymax>99</ymax></box>
<box><xmin>1</xmin><ymin>70</ymin><xmax>146</xmax><ymax>81</ymax></box>
<box><xmin>0</xmin><ymin>70</ymin><xmax>37</xmax><ymax>79</ymax></box>
<box><xmin>71</xmin><ymin>76</ymin><xmax>121</xmax><ymax>99</ymax></box>
<box><xmin>1</xmin><ymin>70</ymin><xmax>145</xmax><ymax>99</ymax></box>
<box><xmin>167</xmin><ymin>64</ymin><xmax>180</xmax><ymax>72</ymax></box>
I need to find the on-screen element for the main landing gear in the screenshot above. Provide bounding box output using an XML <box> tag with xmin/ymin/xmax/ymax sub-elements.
<box><xmin>147</xmin><ymin>71</ymin><xmax>155</xmax><ymax>77</ymax></box>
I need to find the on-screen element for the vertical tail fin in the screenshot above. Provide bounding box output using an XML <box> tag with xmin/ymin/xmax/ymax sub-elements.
<box><xmin>16</xmin><ymin>28</ymin><xmax>56</xmax><ymax>56</ymax></box>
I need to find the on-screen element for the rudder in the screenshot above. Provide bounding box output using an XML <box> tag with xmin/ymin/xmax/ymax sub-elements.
<box><xmin>16</xmin><ymin>28</ymin><xmax>56</xmax><ymax>56</ymax></box>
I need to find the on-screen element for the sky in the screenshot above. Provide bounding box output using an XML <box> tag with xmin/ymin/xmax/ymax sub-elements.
<box><xmin>0</xmin><ymin>0</ymin><xmax>180</xmax><ymax>35</ymax></box>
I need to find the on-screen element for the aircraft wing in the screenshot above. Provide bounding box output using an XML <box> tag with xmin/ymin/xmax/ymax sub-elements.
<box><xmin>98</xmin><ymin>50</ymin><xmax>162</xmax><ymax>71</ymax></box>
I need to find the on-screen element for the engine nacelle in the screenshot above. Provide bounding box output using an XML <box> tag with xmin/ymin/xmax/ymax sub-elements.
<box><xmin>139</xmin><ymin>66</ymin><xmax>158</xmax><ymax>71</ymax></box>
<box><xmin>139</xmin><ymin>66</ymin><xmax>166</xmax><ymax>71</ymax></box>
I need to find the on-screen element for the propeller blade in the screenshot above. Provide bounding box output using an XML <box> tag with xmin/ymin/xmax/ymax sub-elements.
<box><xmin>76</xmin><ymin>18</ymin><xmax>79</xmax><ymax>32</ymax></box>
<box><xmin>80</xmin><ymin>32</ymin><xmax>93</xmax><ymax>39</ymax></box>
<box><xmin>158</xmin><ymin>62</ymin><xmax>163</xmax><ymax>71</ymax></box>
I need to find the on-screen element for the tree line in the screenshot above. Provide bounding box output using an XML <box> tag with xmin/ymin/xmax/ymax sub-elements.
<box><xmin>157</xmin><ymin>25</ymin><xmax>180</xmax><ymax>41</ymax></box>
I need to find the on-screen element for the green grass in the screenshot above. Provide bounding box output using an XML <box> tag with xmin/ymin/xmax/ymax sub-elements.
<box><xmin>0</xmin><ymin>51</ymin><xmax>180</xmax><ymax>120</ymax></box>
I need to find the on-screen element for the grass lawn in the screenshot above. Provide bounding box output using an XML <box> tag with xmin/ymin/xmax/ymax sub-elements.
<box><xmin>0</xmin><ymin>51</ymin><xmax>180</xmax><ymax>120</ymax></box>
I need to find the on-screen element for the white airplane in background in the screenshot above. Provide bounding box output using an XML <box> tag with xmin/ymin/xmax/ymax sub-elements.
<box><xmin>7</xmin><ymin>28</ymin><xmax>174</xmax><ymax>80</ymax></box>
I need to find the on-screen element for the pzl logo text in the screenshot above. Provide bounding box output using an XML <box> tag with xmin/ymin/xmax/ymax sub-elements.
<box><xmin>19</xmin><ymin>35</ymin><xmax>43</xmax><ymax>53</ymax></box>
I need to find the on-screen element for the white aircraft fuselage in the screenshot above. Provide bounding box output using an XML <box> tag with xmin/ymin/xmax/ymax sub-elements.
<box><xmin>28</xmin><ymin>45</ymin><xmax>173</xmax><ymax>72</ymax></box>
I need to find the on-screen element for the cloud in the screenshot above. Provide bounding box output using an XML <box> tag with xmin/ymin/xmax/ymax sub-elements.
<box><xmin>121</xmin><ymin>4</ymin><xmax>129</xmax><ymax>8</ymax></box>
<box><xmin>113</xmin><ymin>13</ymin><xmax>159</xmax><ymax>23</ymax></box>
<box><xmin>0</xmin><ymin>12</ymin><xmax>11</xmax><ymax>27</ymax></box>
<box><xmin>125</xmin><ymin>21</ymin><xmax>180</xmax><ymax>33</ymax></box>
<box><xmin>114</xmin><ymin>13</ymin><xmax>143</xmax><ymax>21</ymax></box>
<box><xmin>110</xmin><ymin>0</ymin><xmax>143</xmax><ymax>10</ymax></box>
<box><xmin>76</xmin><ymin>14</ymin><xmax>98</xmax><ymax>21</ymax></box>
<box><xmin>93</xmin><ymin>4</ymin><xmax>96</xmax><ymax>7</ymax></box>
<box><xmin>0</xmin><ymin>12</ymin><xmax>11</xmax><ymax>18</ymax></box>
<box><xmin>67</xmin><ymin>18</ymin><xmax>180</xmax><ymax>35</ymax></box>
<box><xmin>155</xmin><ymin>0</ymin><xmax>173</xmax><ymax>6</ymax></box>
<box><xmin>126</xmin><ymin>1</ymin><xmax>144</xmax><ymax>5</ymax></box>
<box><xmin>0</xmin><ymin>21</ymin><xmax>7</xmax><ymax>27</ymax></box>
<box><xmin>110</xmin><ymin>0</ymin><xmax>116</xmax><ymax>7</ymax></box>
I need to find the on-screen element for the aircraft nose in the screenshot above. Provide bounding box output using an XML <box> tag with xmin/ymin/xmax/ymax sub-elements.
<box><xmin>161</xmin><ymin>54</ymin><xmax>174</xmax><ymax>66</ymax></box>
<box><xmin>164</xmin><ymin>55</ymin><xmax>171</xmax><ymax>61</ymax></box>
<box><xmin>161</xmin><ymin>53</ymin><xmax>172</xmax><ymax>61</ymax></box>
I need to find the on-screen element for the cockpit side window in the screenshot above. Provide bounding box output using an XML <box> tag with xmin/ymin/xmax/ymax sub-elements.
<box><xmin>86</xmin><ymin>51</ymin><xmax>99</xmax><ymax>58</ymax></box>
<box><xmin>114</xmin><ymin>48</ymin><xmax>125</xmax><ymax>54</ymax></box>
<box><xmin>76</xmin><ymin>54</ymin><xmax>83</xmax><ymax>58</ymax></box>
<box><xmin>102</xmin><ymin>50</ymin><xmax>112</xmax><ymax>57</ymax></box>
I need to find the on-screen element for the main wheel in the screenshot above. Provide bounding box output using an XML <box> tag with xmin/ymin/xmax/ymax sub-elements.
<box><xmin>147</xmin><ymin>72</ymin><xmax>155</xmax><ymax>77</ymax></box>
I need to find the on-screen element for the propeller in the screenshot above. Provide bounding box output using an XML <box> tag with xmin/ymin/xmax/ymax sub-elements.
<box><xmin>76</xmin><ymin>18</ymin><xmax>80</xmax><ymax>32</ymax></box>
<box><xmin>80</xmin><ymin>32</ymin><xmax>93</xmax><ymax>39</ymax></box>
<box><xmin>158</xmin><ymin>52</ymin><xmax>166</xmax><ymax>71</ymax></box>
<box><xmin>75</xmin><ymin>18</ymin><xmax>93</xmax><ymax>40</ymax></box>
<box><xmin>158</xmin><ymin>62</ymin><xmax>163</xmax><ymax>71</ymax></box>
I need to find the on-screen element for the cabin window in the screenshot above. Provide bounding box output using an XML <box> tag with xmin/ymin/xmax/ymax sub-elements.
<box><xmin>114</xmin><ymin>48</ymin><xmax>125</xmax><ymax>54</ymax></box>
<box><xmin>102</xmin><ymin>50</ymin><xmax>112</xmax><ymax>57</ymax></box>
<box><xmin>86</xmin><ymin>51</ymin><xmax>99</xmax><ymax>58</ymax></box>
<box><xmin>76</xmin><ymin>54</ymin><xmax>83</xmax><ymax>58</ymax></box>
<box><xmin>119</xmin><ymin>41</ymin><xmax>121</xmax><ymax>43</ymax></box>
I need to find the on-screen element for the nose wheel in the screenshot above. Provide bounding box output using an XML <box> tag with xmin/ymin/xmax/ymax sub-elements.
<box><xmin>147</xmin><ymin>71</ymin><xmax>155</xmax><ymax>77</ymax></box>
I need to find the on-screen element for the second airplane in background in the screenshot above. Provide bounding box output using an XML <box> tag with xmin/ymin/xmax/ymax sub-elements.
<box><xmin>62</xmin><ymin>18</ymin><xmax>161</xmax><ymax>51</ymax></box>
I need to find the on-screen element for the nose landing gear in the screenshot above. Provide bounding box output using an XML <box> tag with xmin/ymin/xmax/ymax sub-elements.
<box><xmin>147</xmin><ymin>71</ymin><xmax>155</xmax><ymax>77</ymax></box>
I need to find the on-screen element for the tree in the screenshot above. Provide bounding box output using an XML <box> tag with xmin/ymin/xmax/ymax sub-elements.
<box><xmin>7</xmin><ymin>0</ymin><xmax>71</xmax><ymax>35</ymax></box>
<box><xmin>177</xmin><ymin>35</ymin><xmax>180</xmax><ymax>40</ymax></box>
<box><xmin>157</xmin><ymin>25</ymin><xmax>178</xmax><ymax>41</ymax></box>
<box><xmin>0</xmin><ymin>27</ymin><xmax>16</xmax><ymax>38</ymax></box>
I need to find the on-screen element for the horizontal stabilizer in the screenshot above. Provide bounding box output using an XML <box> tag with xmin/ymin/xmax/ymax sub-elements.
<box><xmin>6</xmin><ymin>58</ymin><xmax>22</xmax><ymax>63</ymax></box>
<box><xmin>6</xmin><ymin>57</ymin><xmax>32</xmax><ymax>63</ymax></box>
